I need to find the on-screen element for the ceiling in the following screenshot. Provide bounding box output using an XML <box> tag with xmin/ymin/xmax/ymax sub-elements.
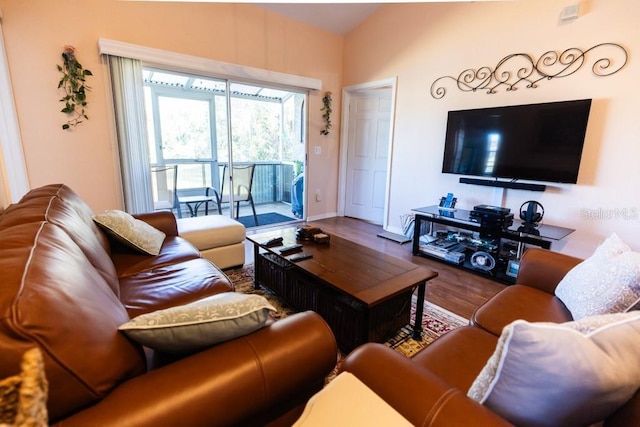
<box><xmin>252</xmin><ymin>1</ymin><xmax>514</xmax><ymax>35</ymax></box>
<box><xmin>254</xmin><ymin>3</ymin><xmax>382</xmax><ymax>35</ymax></box>
<box><xmin>142</xmin><ymin>1</ymin><xmax>515</xmax><ymax>36</ymax></box>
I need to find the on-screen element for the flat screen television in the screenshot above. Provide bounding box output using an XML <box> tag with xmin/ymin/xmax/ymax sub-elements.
<box><xmin>441</xmin><ymin>99</ymin><xmax>592</xmax><ymax>184</ymax></box>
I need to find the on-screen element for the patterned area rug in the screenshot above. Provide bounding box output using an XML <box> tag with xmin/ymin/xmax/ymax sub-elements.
<box><xmin>225</xmin><ymin>265</ymin><xmax>468</xmax><ymax>359</ymax></box>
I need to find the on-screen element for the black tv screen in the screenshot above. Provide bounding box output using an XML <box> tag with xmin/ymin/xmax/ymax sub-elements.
<box><xmin>441</xmin><ymin>99</ymin><xmax>592</xmax><ymax>184</ymax></box>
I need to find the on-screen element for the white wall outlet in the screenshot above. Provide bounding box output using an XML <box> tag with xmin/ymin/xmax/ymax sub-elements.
<box><xmin>315</xmin><ymin>189</ymin><xmax>321</xmax><ymax>202</ymax></box>
<box><xmin>314</xmin><ymin>146</ymin><xmax>322</xmax><ymax>155</ymax></box>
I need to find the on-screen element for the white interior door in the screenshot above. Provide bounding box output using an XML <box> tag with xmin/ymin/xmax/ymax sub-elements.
<box><xmin>344</xmin><ymin>89</ymin><xmax>392</xmax><ymax>224</ymax></box>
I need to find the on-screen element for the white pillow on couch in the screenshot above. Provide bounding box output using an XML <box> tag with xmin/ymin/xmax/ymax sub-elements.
<box><xmin>467</xmin><ymin>311</ymin><xmax>640</xmax><ymax>427</ymax></box>
<box><xmin>554</xmin><ymin>233</ymin><xmax>640</xmax><ymax>320</ymax></box>
<box><xmin>93</xmin><ymin>209</ymin><xmax>166</xmax><ymax>256</ymax></box>
<box><xmin>119</xmin><ymin>292</ymin><xmax>276</xmax><ymax>353</ymax></box>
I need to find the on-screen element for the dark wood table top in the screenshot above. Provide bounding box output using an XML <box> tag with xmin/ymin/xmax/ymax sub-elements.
<box><xmin>247</xmin><ymin>227</ymin><xmax>438</xmax><ymax>307</ymax></box>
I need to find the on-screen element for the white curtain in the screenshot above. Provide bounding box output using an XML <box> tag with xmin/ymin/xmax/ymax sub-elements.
<box><xmin>0</xmin><ymin>16</ymin><xmax>29</xmax><ymax>203</ymax></box>
<box><xmin>107</xmin><ymin>55</ymin><xmax>153</xmax><ymax>214</ymax></box>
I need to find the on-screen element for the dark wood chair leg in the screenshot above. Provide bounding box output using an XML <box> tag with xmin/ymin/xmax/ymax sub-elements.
<box><xmin>174</xmin><ymin>194</ymin><xmax>182</xmax><ymax>219</ymax></box>
<box><xmin>249</xmin><ymin>195</ymin><xmax>258</xmax><ymax>225</ymax></box>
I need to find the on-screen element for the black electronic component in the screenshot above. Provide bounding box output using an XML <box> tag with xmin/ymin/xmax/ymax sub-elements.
<box><xmin>470</xmin><ymin>205</ymin><xmax>514</xmax><ymax>236</ymax></box>
<box><xmin>473</xmin><ymin>204</ymin><xmax>511</xmax><ymax>216</ymax></box>
<box><xmin>278</xmin><ymin>244</ymin><xmax>303</xmax><ymax>255</ymax></box>
<box><xmin>460</xmin><ymin>178</ymin><xmax>546</xmax><ymax>192</ymax></box>
<box><xmin>519</xmin><ymin>201</ymin><xmax>545</xmax><ymax>224</ymax></box>
<box><xmin>288</xmin><ymin>252</ymin><xmax>313</xmax><ymax>262</ymax></box>
<box><xmin>442</xmin><ymin>99</ymin><xmax>592</xmax><ymax>185</ymax></box>
<box><xmin>262</xmin><ymin>237</ymin><xmax>283</xmax><ymax>247</ymax></box>
<box><xmin>470</xmin><ymin>251</ymin><xmax>497</xmax><ymax>272</ymax></box>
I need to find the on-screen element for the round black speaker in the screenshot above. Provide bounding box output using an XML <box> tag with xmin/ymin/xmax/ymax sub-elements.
<box><xmin>519</xmin><ymin>201</ymin><xmax>544</xmax><ymax>225</ymax></box>
<box><xmin>470</xmin><ymin>251</ymin><xmax>496</xmax><ymax>271</ymax></box>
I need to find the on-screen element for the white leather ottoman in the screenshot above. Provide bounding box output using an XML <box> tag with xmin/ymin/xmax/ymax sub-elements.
<box><xmin>176</xmin><ymin>215</ymin><xmax>246</xmax><ymax>269</ymax></box>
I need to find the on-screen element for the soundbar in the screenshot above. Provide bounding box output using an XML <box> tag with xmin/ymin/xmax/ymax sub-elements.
<box><xmin>459</xmin><ymin>177</ymin><xmax>546</xmax><ymax>192</ymax></box>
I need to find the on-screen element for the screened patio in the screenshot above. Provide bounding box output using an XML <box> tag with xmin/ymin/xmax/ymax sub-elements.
<box><xmin>144</xmin><ymin>68</ymin><xmax>307</xmax><ymax>227</ymax></box>
<box><xmin>170</xmin><ymin>160</ymin><xmax>303</xmax><ymax>226</ymax></box>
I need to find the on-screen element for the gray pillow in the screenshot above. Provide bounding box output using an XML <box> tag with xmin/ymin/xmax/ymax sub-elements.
<box><xmin>119</xmin><ymin>292</ymin><xmax>276</xmax><ymax>353</ymax></box>
<box><xmin>555</xmin><ymin>233</ymin><xmax>640</xmax><ymax>319</ymax></box>
<box><xmin>93</xmin><ymin>209</ymin><xmax>166</xmax><ymax>255</ymax></box>
<box><xmin>467</xmin><ymin>311</ymin><xmax>640</xmax><ymax>427</ymax></box>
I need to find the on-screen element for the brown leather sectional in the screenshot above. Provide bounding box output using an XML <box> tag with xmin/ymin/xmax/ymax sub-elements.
<box><xmin>0</xmin><ymin>184</ymin><xmax>338</xmax><ymax>426</ymax></box>
<box><xmin>340</xmin><ymin>248</ymin><xmax>640</xmax><ymax>426</ymax></box>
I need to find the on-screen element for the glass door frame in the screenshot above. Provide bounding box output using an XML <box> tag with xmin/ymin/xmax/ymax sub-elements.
<box><xmin>144</xmin><ymin>66</ymin><xmax>309</xmax><ymax>220</ymax></box>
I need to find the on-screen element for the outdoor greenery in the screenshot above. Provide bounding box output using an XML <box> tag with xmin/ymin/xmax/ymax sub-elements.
<box><xmin>151</xmin><ymin>94</ymin><xmax>303</xmax><ymax>164</ymax></box>
<box><xmin>229</xmin><ymin>97</ymin><xmax>282</xmax><ymax>161</ymax></box>
<box><xmin>158</xmin><ymin>97</ymin><xmax>213</xmax><ymax>160</ymax></box>
<box><xmin>144</xmin><ymin>71</ymin><xmax>306</xmax><ymax>193</ymax></box>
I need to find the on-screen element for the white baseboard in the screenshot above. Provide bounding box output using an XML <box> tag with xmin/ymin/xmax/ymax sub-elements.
<box><xmin>307</xmin><ymin>212</ymin><xmax>338</xmax><ymax>222</ymax></box>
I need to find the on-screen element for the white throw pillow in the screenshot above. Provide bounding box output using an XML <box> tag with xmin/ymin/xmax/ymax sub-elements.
<box><xmin>467</xmin><ymin>311</ymin><xmax>640</xmax><ymax>427</ymax></box>
<box><xmin>119</xmin><ymin>292</ymin><xmax>276</xmax><ymax>353</ymax></box>
<box><xmin>555</xmin><ymin>233</ymin><xmax>640</xmax><ymax>320</ymax></box>
<box><xmin>93</xmin><ymin>210</ymin><xmax>166</xmax><ymax>255</ymax></box>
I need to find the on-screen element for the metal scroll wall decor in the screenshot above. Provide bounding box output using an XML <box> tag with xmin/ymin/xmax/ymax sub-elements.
<box><xmin>430</xmin><ymin>42</ymin><xmax>628</xmax><ymax>99</ymax></box>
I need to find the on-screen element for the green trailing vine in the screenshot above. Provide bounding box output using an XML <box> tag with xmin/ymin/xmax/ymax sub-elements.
<box><xmin>320</xmin><ymin>91</ymin><xmax>332</xmax><ymax>135</ymax></box>
<box><xmin>57</xmin><ymin>45</ymin><xmax>92</xmax><ymax>130</ymax></box>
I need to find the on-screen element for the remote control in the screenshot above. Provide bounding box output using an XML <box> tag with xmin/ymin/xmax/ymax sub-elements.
<box><xmin>288</xmin><ymin>252</ymin><xmax>313</xmax><ymax>262</ymax></box>
<box><xmin>262</xmin><ymin>237</ymin><xmax>283</xmax><ymax>247</ymax></box>
<box><xmin>278</xmin><ymin>244</ymin><xmax>303</xmax><ymax>255</ymax></box>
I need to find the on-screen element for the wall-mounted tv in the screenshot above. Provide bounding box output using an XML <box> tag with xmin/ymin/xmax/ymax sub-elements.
<box><xmin>441</xmin><ymin>99</ymin><xmax>592</xmax><ymax>185</ymax></box>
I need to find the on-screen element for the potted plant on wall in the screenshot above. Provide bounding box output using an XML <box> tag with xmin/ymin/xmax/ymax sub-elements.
<box><xmin>58</xmin><ymin>45</ymin><xmax>92</xmax><ymax>130</ymax></box>
<box><xmin>320</xmin><ymin>91</ymin><xmax>332</xmax><ymax>136</ymax></box>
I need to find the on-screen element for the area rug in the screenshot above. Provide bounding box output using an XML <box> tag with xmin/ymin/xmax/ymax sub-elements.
<box><xmin>236</xmin><ymin>212</ymin><xmax>297</xmax><ymax>228</ymax></box>
<box><xmin>225</xmin><ymin>265</ymin><xmax>468</xmax><ymax>358</ymax></box>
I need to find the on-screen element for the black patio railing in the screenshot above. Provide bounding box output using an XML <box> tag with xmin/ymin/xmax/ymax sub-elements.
<box><xmin>173</xmin><ymin>161</ymin><xmax>297</xmax><ymax>205</ymax></box>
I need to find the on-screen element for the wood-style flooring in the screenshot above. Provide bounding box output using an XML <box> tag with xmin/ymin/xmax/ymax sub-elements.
<box><xmin>245</xmin><ymin>216</ymin><xmax>505</xmax><ymax>319</ymax></box>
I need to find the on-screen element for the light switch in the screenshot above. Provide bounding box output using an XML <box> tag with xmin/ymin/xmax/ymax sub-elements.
<box><xmin>314</xmin><ymin>146</ymin><xmax>322</xmax><ymax>155</ymax></box>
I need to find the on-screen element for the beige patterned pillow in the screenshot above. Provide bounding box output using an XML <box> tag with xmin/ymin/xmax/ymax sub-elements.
<box><xmin>119</xmin><ymin>292</ymin><xmax>276</xmax><ymax>353</ymax></box>
<box><xmin>555</xmin><ymin>233</ymin><xmax>640</xmax><ymax>320</ymax></box>
<box><xmin>467</xmin><ymin>311</ymin><xmax>640</xmax><ymax>427</ymax></box>
<box><xmin>93</xmin><ymin>210</ymin><xmax>166</xmax><ymax>255</ymax></box>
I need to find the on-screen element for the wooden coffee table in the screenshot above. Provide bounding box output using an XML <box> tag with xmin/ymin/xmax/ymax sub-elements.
<box><xmin>246</xmin><ymin>227</ymin><xmax>438</xmax><ymax>352</ymax></box>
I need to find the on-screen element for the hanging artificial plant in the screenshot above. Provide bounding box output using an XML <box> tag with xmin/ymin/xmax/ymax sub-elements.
<box><xmin>57</xmin><ymin>45</ymin><xmax>93</xmax><ymax>130</ymax></box>
<box><xmin>320</xmin><ymin>91</ymin><xmax>332</xmax><ymax>135</ymax></box>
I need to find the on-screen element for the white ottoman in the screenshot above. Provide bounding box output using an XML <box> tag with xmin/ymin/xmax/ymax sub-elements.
<box><xmin>176</xmin><ymin>215</ymin><xmax>246</xmax><ymax>270</ymax></box>
<box><xmin>293</xmin><ymin>372</ymin><xmax>412</xmax><ymax>426</ymax></box>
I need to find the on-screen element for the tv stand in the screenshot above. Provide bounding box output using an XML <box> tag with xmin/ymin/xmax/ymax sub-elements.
<box><xmin>411</xmin><ymin>205</ymin><xmax>574</xmax><ymax>284</ymax></box>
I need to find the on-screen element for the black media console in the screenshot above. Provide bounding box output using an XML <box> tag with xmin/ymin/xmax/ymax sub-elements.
<box><xmin>411</xmin><ymin>205</ymin><xmax>575</xmax><ymax>284</ymax></box>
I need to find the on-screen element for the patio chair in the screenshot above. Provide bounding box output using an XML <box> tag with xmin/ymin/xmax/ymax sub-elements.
<box><xmin>151</xmin><ymin>164</ymin><xmax>181</xmax><ymax>218</ymax></box>
<box><xmin>212</xmin><ymin>164</ymin><xmax>258</xmax><ymax>225</ymax></box>
<box><xmin>175</xmin><ymin>161</ymin><xmax>218</xmax><ymax>217</ymax></box>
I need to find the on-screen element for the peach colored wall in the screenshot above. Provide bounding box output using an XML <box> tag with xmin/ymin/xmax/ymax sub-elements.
<box><xmin>0</xmin><ymin>0</ymin><xmax>342</xmax><ymax>218</ymax></box>
<box><xmin>344</xmin><ymin>0</ymin><xmax>640</xmax><ymax>258</ymax></box>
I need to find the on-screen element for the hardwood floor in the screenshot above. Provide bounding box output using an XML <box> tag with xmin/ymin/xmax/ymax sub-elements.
<box><xmin>244</xmin><ymin>216</ymin><xmax>505</xmax><ymax>319</ymax></box>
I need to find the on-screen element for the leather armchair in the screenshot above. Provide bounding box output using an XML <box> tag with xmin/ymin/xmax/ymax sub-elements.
<box><xmin>339</xmin><ymin>248</ymin><xmax>640</xmax><ymax>426</ymax></box>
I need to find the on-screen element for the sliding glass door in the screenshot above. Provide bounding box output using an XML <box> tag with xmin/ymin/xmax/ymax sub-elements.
<box><xmin>143</xmin><ymin>68</ymin><xmax>307</xmax><ymax>226</ymax></box>
<box><xmin>227</xmin><ymin>82</ymin><xmax>307</xmax><ymax>223</ymax></box>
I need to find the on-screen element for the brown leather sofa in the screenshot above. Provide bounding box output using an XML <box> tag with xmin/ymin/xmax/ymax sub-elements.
<box><xmin>0</xmin><ymin>184</ymin><xmax>338</xmax><ymax>426</ymax></box>
<box><xmin>340</xmin><ymin>247</ymin><xmax>640</xmax><ymax>426</ymax></box>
